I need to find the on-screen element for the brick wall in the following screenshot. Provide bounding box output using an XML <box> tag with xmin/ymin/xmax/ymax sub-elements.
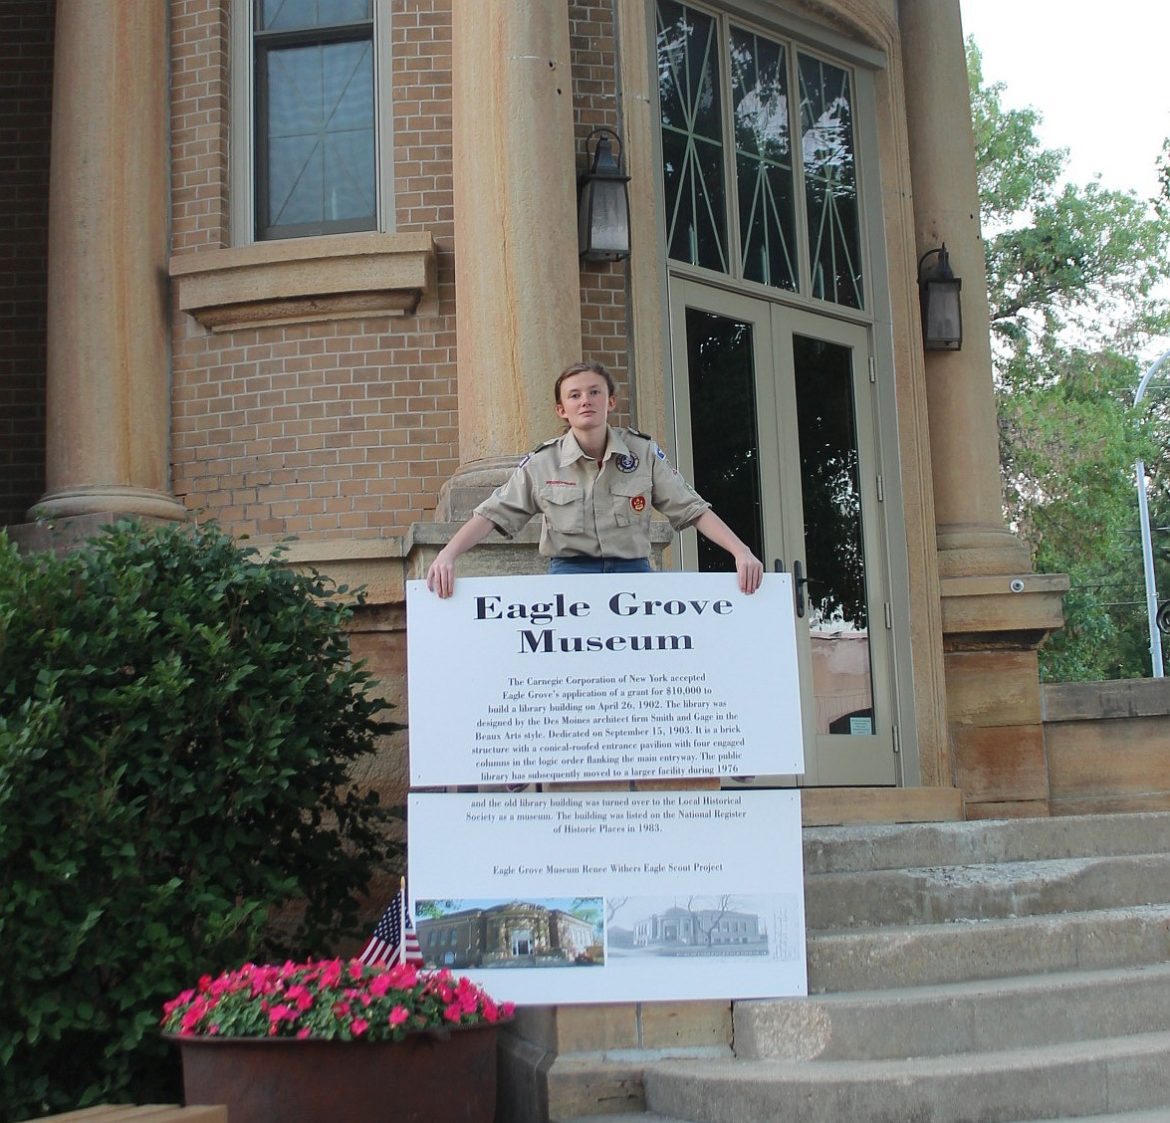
<box><xmin>166</xmin><ymin>1</ymin><xmax>645</xmax><ymax>543</ymax></box>
<box><xmin>0</xmin><ymin>1</ymin><xmax>53</xmax><ymax>527</ymax></box>
<box><xmin>570</xmin><ymin>1</ymin><xmax>633</xmax><ymax>427</ymax></box>
<box><xmin>169</xmin><ymin>0</ymin><xmax>458</xmax><ymax>543</ymax></box>
<box><xmin>171</xmin><ymin>0</ymin><xmax>230</xmax><ymax>251</ymax></box>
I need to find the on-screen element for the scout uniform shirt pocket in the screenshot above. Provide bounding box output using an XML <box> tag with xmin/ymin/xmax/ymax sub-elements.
<box><xmin>538</xmin><ymin>483</ymin><xmax>584</xmax><ymax>534</ymax></box>
<box><xmin>609</xmin><ymin>479</ymin><xmax>649</xmax><ymax>528</ymax></box>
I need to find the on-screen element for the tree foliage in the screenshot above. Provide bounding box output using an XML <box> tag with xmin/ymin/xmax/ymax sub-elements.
<box><xmin>0</xmin><ymin>521</ymin><xmax>402</xmax><ymax>1119</ymax></box>
<box><xmin>969</xmin><ymin>41</ymin><xmax>1170</xmax><ymax>679</ymax></box>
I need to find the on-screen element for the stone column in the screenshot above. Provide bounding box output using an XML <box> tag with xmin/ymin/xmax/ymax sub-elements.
<box><xmin>439</xmin><ymin>0</ymin><xmax>583</xmax><ymax>519</ymax></box>
<box><xmin>900</xmin><ymin>0</ymin><xmax>1027</xmax><ymax>580</ymax></box>
<box><xmin>32</xmin><ymin>0</ymin><xmax>185</xmax><ymax>526</ymax></box>
<box><xmin>900</xmin><ymin>0</ymin><xmax>1066</xmax><ymax>817</ymax></box>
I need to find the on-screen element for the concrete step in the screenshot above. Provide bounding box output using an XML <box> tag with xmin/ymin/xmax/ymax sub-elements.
<box><xmin>642</xmin><ymin>1030</ymin><xmax>1170</xmax><ymax>1123</ymax></box>
<box><xmin>803</xmin><ymin>812</ymin><xmax>1170</xmax><ymax>875</ymax></box>
<box><xmin>808</xmin><ymin>902</ymin><xmax>1170</xmax><ymax>992</ymax></box>
<box><xmin>805</xmin><ymin>852</ymin><xmax>1170</xmax><ymax>930</ymax></box>
<box><xmin>735</xmin><ymin>962</ymin><xmax>1170</xmax><ymax>1061</ymax></box>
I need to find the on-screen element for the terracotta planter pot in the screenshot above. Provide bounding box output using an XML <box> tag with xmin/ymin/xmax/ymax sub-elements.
<box><xmin>168</xmin><ymin>1025</ymin><xmax>500</xmax><ymax>1123</ymax></box>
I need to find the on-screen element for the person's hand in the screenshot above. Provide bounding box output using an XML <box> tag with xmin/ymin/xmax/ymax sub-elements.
<box><xmin>735</xmin><ymin>551</ymin><xmax>763</xmax><ymax>595</ymax></box>
<box><xmin>426</xmin><ymin>549</ymin><xmax>457</xmax><ymax>597</ymax></box>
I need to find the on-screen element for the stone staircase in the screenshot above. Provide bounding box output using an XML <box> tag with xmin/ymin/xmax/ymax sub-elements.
<box><xmin>561</xmin><ymin>811</ymin><xmax>1170</xmax><ymax>1123</ymax></box>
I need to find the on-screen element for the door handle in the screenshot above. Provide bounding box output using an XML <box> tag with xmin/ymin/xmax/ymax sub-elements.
<box><xmin>792</xmin><ymin>559</ymin><xmax>807</xmax><ymax>618</ymax></box>
<box><xmin>773</xmin><ymin>559</ymin><xmax>806</xmax><ymax>617</ymax></box>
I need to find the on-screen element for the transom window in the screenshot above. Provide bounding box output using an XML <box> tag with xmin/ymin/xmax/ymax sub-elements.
<box><xmin>253</xmin><ymin>0</ymin><xmax>378</xmax><ymax>240</ymax></box>
<box><xmin>656</xmin><ymin>0</ymin><xmax>864</xmax><ymax>308</ymax></box>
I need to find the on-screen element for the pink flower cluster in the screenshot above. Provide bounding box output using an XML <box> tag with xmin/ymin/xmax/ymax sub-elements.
<box><xmin>160</xmin><ymin>959</ymin><xmax>514</xmax><ymax>1043</ymax></box>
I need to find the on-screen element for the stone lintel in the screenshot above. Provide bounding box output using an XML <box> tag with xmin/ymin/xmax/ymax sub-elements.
<box><xmin>170</xmin><ymin>231</ymin><xmax>437</xmax><ymax>331</ymax></box>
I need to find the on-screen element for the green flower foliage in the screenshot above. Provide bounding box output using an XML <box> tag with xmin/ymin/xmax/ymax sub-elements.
<box><xmin>0</xmin><ymin>521</ymin><xmax>402</xmax><ymax>1119</ymax></box>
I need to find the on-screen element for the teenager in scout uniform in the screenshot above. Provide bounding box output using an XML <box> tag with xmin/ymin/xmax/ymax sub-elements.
<box><xmin>425</xmin><ymin>361</ymin><xmax>764</xmax><ymax>597</ymax></box>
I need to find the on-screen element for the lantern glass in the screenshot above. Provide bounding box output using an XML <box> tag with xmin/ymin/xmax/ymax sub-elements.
<box><xmin>581</xmin><ymin>179</ymin><xmax>631</xmax><ymax>260</ymax></box>
<box><xmin>923</xmin><ymin>277</ymin><xmax>962</xmax><ymax>350</ymax></box>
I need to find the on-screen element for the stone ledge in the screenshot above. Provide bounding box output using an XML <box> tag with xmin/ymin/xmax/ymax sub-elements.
<box><xmin>170</xmin><ymin>231</ymin><xmax>437</xmax><ymax>331</ymax></box>
<box><xmin>1043</xmin><ymin>678</ymin><xmax>1170</xmax><ymax>722</ymax></box>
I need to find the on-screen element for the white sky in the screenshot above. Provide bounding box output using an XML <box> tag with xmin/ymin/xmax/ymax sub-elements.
<box><xmin>959</xmin><ymin>0</ymin><xmax>1170</xmax><ymax>202</ymax></box>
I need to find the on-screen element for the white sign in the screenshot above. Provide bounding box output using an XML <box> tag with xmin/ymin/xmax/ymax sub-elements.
<box><xmin>407</xmin><ymin>790</ymin><xmax>807</xmax><ymax>1004</ymax></box>
<box><xmin>406</xmin><ymin>573</ymin><xmax>803</xmax><ymax>786</ymax></box>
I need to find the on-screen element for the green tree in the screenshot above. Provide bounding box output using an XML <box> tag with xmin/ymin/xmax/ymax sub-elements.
<box><xmin>969</xmin><ymin>40</ymin><xmax>1170</xmax><ymax>679</ymax></box>
<box><xmin>0</xmin><ymin>521</ymin><xmax>402</xmax><ymax>1119</ymax></box>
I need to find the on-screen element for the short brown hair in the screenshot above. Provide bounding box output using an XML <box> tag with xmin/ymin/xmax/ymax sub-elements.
<box><xmin>554</xmin><ymin>361</ymin><xmax>616</xmax><ymax>404</ymax></box>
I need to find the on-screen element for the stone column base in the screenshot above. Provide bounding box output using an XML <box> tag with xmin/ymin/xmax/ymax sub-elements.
<box><xmin>940</xmin><ymin>573</ymin><xmax>1069</xmax><ymax>817</ymax></box>
<box><xmin>29</xmin><ymin>485</ymin><xmax>188</xmax><ymax>524</ymax></box>
<box><xmin>9</xmin><ymin>505</ymin><xmax>189</xmax><ymax>557</ymax></box>
<box><xmin>936</xmin><ymin>526</ymin><xmax>1033</xmax><ymax>578</ymax></box>
<box><xmin>434</xmin><ymin>457</ymin><xmax>524</xmax><ymax>522</ymax></box>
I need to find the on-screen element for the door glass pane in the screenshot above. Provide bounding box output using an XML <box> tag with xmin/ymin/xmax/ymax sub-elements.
<box><xmin>684</xmin><ymin>309</ymin><xmax>764</xmax><ymax>571</ymax></box>
<box><xmin>657</xmin><ymin>1</ymin><xmax>729</xmax><ymax>272</ymax></box>
<box><xmin>793</xmin><ymin>335</ymin><xmax>873</xmax><ymax>735</ymax></box>
<box><xmin>264</xmin><ymin>39</ymin><xmax>375</xmax><ymax>229</ymax></box>
<box><xmin>798</xmin><ymin>53</ymin><xmax>863</xmax><ymax>309</ymax></box>
<box><xmin>730</xmin><ymin>26</ymin><xmax>797</xmax><ymax>291</ymax></box>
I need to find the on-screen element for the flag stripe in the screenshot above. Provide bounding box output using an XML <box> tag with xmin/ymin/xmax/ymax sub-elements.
<box><xmin>358</xmin><ymin>887</ymin><xmax>425</xmax><ymax>966</ymax></box>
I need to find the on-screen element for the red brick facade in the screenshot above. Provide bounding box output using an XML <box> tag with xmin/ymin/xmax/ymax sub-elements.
<box><xmin>3</xmin><ymin>1</ymin><xmax>637</xmax><ymax>542</ymax></box>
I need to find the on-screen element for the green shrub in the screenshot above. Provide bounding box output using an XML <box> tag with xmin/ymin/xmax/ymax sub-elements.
<box><xmin>0</xmin><ymin>521</ymin><xmax>402</xmax><ymax>1120</ymax></box>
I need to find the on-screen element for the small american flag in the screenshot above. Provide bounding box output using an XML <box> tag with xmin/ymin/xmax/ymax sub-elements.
<box><xmin>358</xmin><ymin>880</ymin><xmax>424</xmax><ymax>967</ymax></box>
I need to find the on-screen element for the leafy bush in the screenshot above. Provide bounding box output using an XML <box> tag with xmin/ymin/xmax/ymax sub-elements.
<box><xmin>0</xmin><ymin>521</ymin><xmax>402</xmax><ymax>1119</ymax></box>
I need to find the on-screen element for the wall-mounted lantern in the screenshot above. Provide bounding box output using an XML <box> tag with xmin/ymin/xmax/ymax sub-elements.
<box><xmin>578</xmin><ymin>128</ymin><xmax>631</xmax><ymax>262</ymax></box>
<box><xmin>917</xmin><ymin>244</ymin><xmax>963</xmax><ymax>350</ymax></box>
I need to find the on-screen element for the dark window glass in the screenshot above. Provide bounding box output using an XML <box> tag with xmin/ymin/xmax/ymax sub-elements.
<box><xmin>730</xmin><ymin>26</ymin><xmax>797</xmax><ymax>291</ymax></box>
<box><xmin>684</xmin><ymin>308</ymin><xmax>764</xmax><ymax>571</ymax></box>
<box><xmin>655</xmin><ymin>5</ymin><xmax>866</xmax><ymax>307</ymax></box>
<box><xmin>798</xmin><ymin>53</ymin><xmax>863</xmax><ymax>308</ymax></box>
<box><xmin>657</xmin><ymin>1</ymin><xmax>728</xmax><ymax>272</ymax></box>
<box><xmin>792</xmin><ymin>334</ymin><xmax>874</xmax><ymax>731</ymax></box>
<box><xmin>254</xmin><ymin>1</ymin><xmax>376</xmax><ymax>240</ymax></box>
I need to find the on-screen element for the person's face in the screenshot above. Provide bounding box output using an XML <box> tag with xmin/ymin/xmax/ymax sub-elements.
<box><xmin>555</xmin><ymin>372</ymin><xmax>616</xmax><ymax>433</ymax></box>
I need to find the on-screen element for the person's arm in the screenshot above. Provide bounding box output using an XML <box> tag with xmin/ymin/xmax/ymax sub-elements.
<box><xmin>425</xmin><ymin>513</ymin><xmax>497</xmax><ymax>597</ymax></box>
<box><xmin>692</xmin><ymin>510</ymin><xmax>764</xmax><ymax>594</ymax></box>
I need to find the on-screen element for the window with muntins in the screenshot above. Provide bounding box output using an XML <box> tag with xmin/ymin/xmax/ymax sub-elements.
<box><xmin>253</xmin><ymin>0</ymin><xmax>378</xmax><ymax>240</ymax></box>
<box><xmin>656</xmin><ymin>0</ymin><xmax>864</xmax><ymax>308</ymax></box>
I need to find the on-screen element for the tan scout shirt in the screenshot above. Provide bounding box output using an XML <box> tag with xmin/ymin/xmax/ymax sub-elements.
<box><xmin>475</xmin><ymin>426</ymin><xmax>710</xmax><ymax>559</ymax></box>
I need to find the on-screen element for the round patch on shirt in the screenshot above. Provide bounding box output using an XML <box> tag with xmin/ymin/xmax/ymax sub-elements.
<box><xmin>616</xmin><ymin>452</ymin><xmax>639</xmax><ymax>473</ymax></box>
<box><xmin>630</xmin><ymin>495</ymin><xmax>646</xmax><ymax>512</ymax></box>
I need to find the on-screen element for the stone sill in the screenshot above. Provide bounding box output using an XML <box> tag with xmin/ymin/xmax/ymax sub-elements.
<box><xmin>170</xmin><ymin>231</ymin><xmax>437</xmax><ymax>332</ymax></box>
